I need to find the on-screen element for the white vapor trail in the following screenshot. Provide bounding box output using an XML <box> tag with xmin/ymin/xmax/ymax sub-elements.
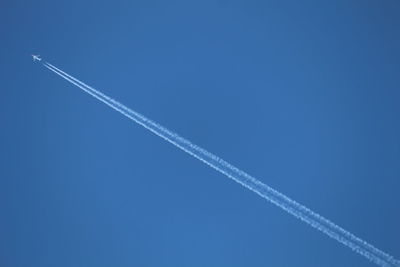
<box><xmin>43</xmin><ymin>62</ymin><xmax>399</xmax><ymax>267</ymax></box>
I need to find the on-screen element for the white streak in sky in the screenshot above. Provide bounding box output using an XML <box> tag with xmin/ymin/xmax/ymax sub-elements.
<box><xmin>43</xmin><ymin>62</ymin><xmax>399</xmax><ymax>267</ymax></box>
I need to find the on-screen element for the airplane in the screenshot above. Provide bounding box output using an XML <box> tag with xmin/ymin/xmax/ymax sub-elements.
<box><xmin>31</xmin><ymin>54</ymin><xmax>41</xmax><ymax>61</ymax></box>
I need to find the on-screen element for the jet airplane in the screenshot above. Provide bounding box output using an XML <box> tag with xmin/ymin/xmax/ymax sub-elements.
<box><xmin>32</xmin><ymin>55</ymin><xmax>42</xmax><ymax>61</ymax></box>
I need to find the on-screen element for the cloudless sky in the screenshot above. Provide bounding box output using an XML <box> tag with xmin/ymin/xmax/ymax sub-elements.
<box><xmin>1</xmin><ymin>1</ymin><xmax>399</xmax><ymax>266</ymax></box>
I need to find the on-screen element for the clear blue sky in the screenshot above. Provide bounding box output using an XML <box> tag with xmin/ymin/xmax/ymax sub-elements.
<box><xmin>1</xmin><ymin>1</ymin><xmax>399</xmax><ymax>266</ymax></box>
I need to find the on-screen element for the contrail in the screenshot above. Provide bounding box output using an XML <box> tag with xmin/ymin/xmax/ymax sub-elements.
<box><xmin>43</xmin><ymin>62</ymin><xmax>399</xmax><ymax>267</ymax></box>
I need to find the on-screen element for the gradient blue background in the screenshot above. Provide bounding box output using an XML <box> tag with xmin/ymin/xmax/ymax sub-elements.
<box><xmin>1</xmin><ymin>1</ymin><xmax>399</xmax><ymax>266</ymax></box>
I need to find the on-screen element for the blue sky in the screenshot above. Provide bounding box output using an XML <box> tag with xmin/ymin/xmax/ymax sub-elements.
<box><xmin>1</xmin><ymin>1</ymin><xmax>399</xmax><ymax>266</ymax></box>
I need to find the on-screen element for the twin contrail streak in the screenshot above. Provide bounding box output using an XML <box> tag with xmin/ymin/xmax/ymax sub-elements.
<box><xmin>43</xmin><ymin>62</ymin><xmax>399</xmax><ymax>267</ymax></box>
